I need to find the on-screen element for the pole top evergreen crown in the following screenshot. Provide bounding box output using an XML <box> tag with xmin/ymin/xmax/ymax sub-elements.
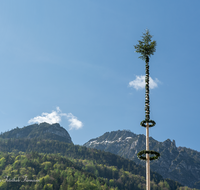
<box><xmin>134</xmin><ymin>29</ymin><xmax>157</xmax><ymax>61</ymax></box>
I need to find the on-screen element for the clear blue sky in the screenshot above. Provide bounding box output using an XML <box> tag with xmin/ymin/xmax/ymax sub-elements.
<box><xmin>0</xmin><ymin>1</ymin><xmax>200</xmax><ymax>151</ymax></box>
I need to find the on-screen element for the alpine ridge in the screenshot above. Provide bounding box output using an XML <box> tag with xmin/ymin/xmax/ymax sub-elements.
<box><xmin>0</xmin><ymin>122</ymin><xmax>73</xmax><ymax>144</ymax></box>
<box><xmin>84</xmin><ymin>130</ymin><xmax>200</xmax><ymax>189</ymax></box>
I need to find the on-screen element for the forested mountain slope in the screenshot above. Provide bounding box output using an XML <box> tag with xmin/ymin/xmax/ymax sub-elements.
<box><xmin>0</xmin><ymin>138</ymin><xmax>195</xmax><ymax>190</ymax></box>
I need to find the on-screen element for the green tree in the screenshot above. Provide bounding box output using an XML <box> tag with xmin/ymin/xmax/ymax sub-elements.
<box><xmin>163</xmin><ymin>180</ymin><xmax>170</xmax><ymax>189</ymax></box>
<box><xmin>134</xmin><ymin>29</ymin><xmax>156</xmax><ymax>61</ymax></box>
<box><xmin>0</xmin><ymin>157</ymin><xmax>6</xmax><ymax>169</ymax></box>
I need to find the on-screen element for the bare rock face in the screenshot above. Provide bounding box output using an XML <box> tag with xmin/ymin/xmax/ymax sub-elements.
<box><xmin>0</xmin><ymin>122</ymin><xmax>73</xmax><ymax>144</ymax></box>
<box><xmin>84</xmin><ymin>130</ymin><xmax>200</xmax><ymax>189</ymax></box>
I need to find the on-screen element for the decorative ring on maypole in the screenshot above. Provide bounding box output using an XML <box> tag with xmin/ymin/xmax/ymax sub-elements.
<box><xmin>137</xmin><ymin>150</ymin><xmax>160</xmax><ymax>161</ymax></box>
<box><xmin>140</xmin><ymin>120</ymin><xmax>156</xmax><ymax>127</ymax></box>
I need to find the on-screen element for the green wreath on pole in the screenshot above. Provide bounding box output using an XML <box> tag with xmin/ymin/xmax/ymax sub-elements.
<box><xmin>137</xmin><ymin>150</ymin><xmax>160</xmax><ymax>161</ymax></box>
<box><xmin>140</xmin><ymin>120</ymin><xmax>156</xmax><ymax>127</ymax></box>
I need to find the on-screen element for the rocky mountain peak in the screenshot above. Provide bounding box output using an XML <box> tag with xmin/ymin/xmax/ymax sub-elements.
<box><xmin>0</xmin><ymin>122</ymin><xmax>73</xmax><ymax>144</ymax></box>
<box><xmin>163</xmin><ymin>139</ymin><xmax>176</xmax><ymax>148</ymax></box>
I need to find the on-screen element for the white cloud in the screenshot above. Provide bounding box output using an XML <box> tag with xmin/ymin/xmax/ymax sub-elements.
<box><xmin>28</xmin><ymin>107</ymin><xmax>61</xmax><ymax>124</ymax></box>
<box><xmin>66</xmin><ymin>113</ymin><xmax>83</xmax><ymax>130</ymax></box>
<box><xmin>28</xmin><ymin>107</ymin><xmax>83</xmax><ymax>130</ymax></box>
<box><xmin>129</xmin><ymin>75</ymin><xmax>160</xmax><ymax>90</ymax></box>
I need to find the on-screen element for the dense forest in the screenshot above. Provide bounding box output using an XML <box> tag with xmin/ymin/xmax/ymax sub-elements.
<box><xmin>0</xmin><ymin>138</ymin><xmax>197</xmax><ymax>190</ymax></box>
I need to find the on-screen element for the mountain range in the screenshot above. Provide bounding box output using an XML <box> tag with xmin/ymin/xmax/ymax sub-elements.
<box><xmin>84</xmin><ymin>130</ymin><xmax>200</xmax><ymax>189</ymax></box>
<box><xmin>0</xmin><ymin>123</ymin><xmax>199</xmax><ymax>189</ymax></box>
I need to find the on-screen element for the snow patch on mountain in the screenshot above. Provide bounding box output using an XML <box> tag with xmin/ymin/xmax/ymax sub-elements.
<box><xmin>88</xmin><ymin>137</ymin><xmax>133</xmax><ymax>146</ymax></box>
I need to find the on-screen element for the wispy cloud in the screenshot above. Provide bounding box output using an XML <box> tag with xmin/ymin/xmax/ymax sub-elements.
<box><xmin>129</xmin><ymin>75</ymin><xmax>160</xmax><ymax>90</ymax></box>
<box><xmin>66</xmin><ymin>113</ymin><xmax>83</xmax><ymax>130</ymax></box>
<box><xmin>28</xmin><ymin>107</ymin><xmax>83</xmax><ymax>130</ymax></box>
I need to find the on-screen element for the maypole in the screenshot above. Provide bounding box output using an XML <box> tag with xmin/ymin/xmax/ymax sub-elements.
<box><xmin>134</xmin><ymin>30</ymin><xmax>160</xmax><ymax>190</ymax></box>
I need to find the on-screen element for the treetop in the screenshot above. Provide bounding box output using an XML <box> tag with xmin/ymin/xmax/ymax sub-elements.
<box><xmin>134</xmin><ymin>29</ymin><xmax>156</xmax><ymax>61</ymax></box>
